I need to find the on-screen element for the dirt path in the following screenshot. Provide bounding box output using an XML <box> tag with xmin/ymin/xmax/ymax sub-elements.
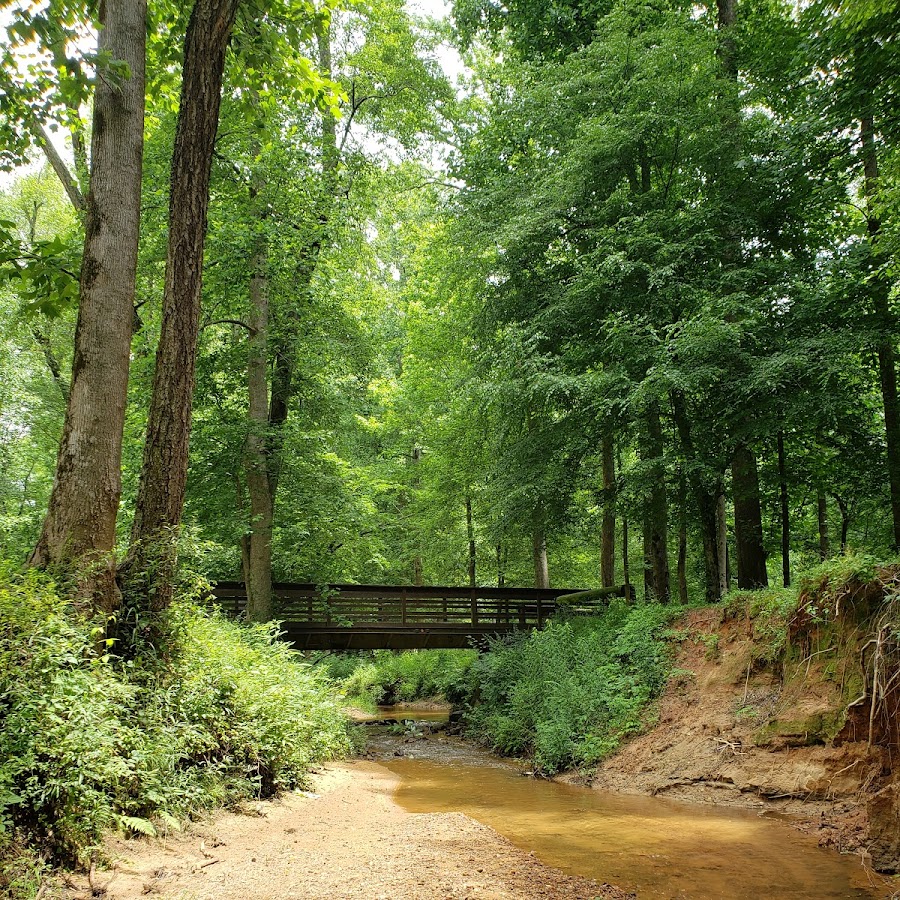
<box><xmin>59</xmin><ymin>761</ymin><xmax>629</xmax><ymax>900</ymax></box>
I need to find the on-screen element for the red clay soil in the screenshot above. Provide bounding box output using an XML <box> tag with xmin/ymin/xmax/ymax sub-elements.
<box><xmin>588</xmin><ymin>607</ymin><xmax>899</xmax><ymax>870</ymax></box>
<box><xmin>54</xmin><ymin>762</ymin><xmax>631</xmax><ymax>900</ymax></box>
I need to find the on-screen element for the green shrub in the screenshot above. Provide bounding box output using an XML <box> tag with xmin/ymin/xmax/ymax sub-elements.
<box><xmin>336</xmin><ymin>649</ymin><xmax>477</xmax><ymax>708</ymax></box>
<box><xmin>726</xmin><ymin>586</ymin><xmax>799</xmax><ymax>663</ymax></box>
<box><xmin>0</xmin><ymin>565</ymin><xmax>350</xmax><ymax>894</ymax></box>
<box><xmin>463</xmin><ymin>602</ymin><xmax>675</xmax><ymax>774</ymax></box>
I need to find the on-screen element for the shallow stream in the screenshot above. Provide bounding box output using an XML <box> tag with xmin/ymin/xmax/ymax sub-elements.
<box><xmin>363</xmin><ymin>706</ymin><xmax>888</xmax><ymax>899</ymax></box>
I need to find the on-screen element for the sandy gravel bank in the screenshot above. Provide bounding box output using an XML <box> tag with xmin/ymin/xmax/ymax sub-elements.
<box><xmin>57</xmin><ymin>761</ymin><xmax>629</xmax><ymax>900</ymax></box>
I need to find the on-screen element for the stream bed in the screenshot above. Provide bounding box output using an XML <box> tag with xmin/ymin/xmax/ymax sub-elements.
<box><xmin>362</xmin><ymin>707</ymin><xmax>888</xmax><ymax>899</ymax></box>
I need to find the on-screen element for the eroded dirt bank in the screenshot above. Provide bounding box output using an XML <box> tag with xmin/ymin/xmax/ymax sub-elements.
<box><xmin>589</xmin><ymin>605</ymin><xmax>900</xmax><ymax>872</ymax></box>
<box><xmin>57</xmin><ymin>761</ymin><xmax>628</xmax><ymax>900</ymax></box>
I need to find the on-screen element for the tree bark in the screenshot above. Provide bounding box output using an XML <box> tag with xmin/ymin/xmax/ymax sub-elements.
<box><xmin>244</xmin><ymin>241</ymin><xmax>274</xmax><ymax>623</ymax></box>
<box><xmin>239</xmin><ymin>23</ymin><xmax>341</xmax><ymax>621</ymax></box>
<box><xmin>23</xmin><ymin>205</ymin><xmax>70</xmax><ymax>402</ymax></box>
<box><xmin>645</xmin><ymin>402</ymin><xmax>670</xmax><ymax>601</ymax></box>
<box><xmin>466</xmin><ymin>494</ymin><xmax>476</xmax><ymax>587</ymax></box>
<box><xmin>716</xmin><ymin>0</ymin><xmax>737</xmax><ymax>76</ymax></box>
<box><xmin>600</xmin><ymin>433</ymin><xmax>616</xmax><ymax>587</ymax></box>
<box><xmin>532</xmin><ymin>529</ymin><xmax>549</xmax><ymax>588</ymax></box>
<box><xmin>671</xmin><ymin>390</ymin><xmax>720</xmax><ymax>601</ymax></box>
<box><xmin>777</xmin><ymin>432</ymin><xmax>790</xmax><ymax>587</ymax></box>
<box><xmin>126</xmin><ymin>0</ymin><xmax>240</xmax><ymax>611</ymax></box>
<box><xmin>834</xmin><ymin>494</ymin><xmax>851</xmax><ymax>553</ymax></box>
<box><xmin>34</xmin><ymin>121</ymin><xmax>86</xmax><ymax>214</ymax></box>
<box><xmin>732</xmin><ymin>444</ymin><xmax>768</xmax><ymax>589</ymax></box>
<box><xmin>30</xmin><ymin>0</ymin><xmax>146</xmax><ymax>614</ymax></box>
<box><xmin>410</xmin><ymin>444</ymin><xmax>423</xmax><ymax>585</ymax></box>
<box><xmin>860</xmin><ymin>116</ymin><xmax>900</xmax><ymax>551</ymax></box>
<box><xmin>716</xmin><ymin>490</ymin><xmax>728</xmax><ymax>596</ymax></box>
<box><xmin>642</xmin><ymin>518</ymin><xmax>654</xmax><ymax>601</ymax></box>
<box><xmin>618</xmin><ymin>445</ymin><xmax>629</xmax><ymax>592</ymax></box>
<box><xmin>817</xmin><ymin>488</ymin><xmax>830</xmax><ymax>560</ymax></box>
<box><xmin>677</xmin><ymin>473</ymin><xmax>689</xmax><ymax>604</ymax></box>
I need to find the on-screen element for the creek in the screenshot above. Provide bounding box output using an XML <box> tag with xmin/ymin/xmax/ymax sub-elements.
<box><xmin>361</xmin><ymin>706</ymin><xmax>886</xmax><ymax>899</ymax></box>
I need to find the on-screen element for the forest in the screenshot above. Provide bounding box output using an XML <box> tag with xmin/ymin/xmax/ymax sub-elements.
<box><xmin>1</xmin><ymin>0</ymin><xmax>899</xmax><ymax>610</ymax></box>
<box><xmin>1</xmin><ymin>0</ymin><xmax>900</xmax><ymax>894</ymax></box>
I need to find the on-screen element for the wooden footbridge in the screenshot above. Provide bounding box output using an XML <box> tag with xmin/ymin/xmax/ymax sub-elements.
<box><xmin>211</xmin><ymin>582</ymin><xmax>633</xmax><ymax>650</ymax></box>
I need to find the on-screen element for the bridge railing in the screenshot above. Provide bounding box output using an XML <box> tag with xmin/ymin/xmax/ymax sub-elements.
<box><xmin>211</xmin><ymin>582</ymin><xmax>631</xmax><ymax>629</ymax></box>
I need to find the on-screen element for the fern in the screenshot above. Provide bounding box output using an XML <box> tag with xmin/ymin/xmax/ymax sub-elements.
<box><xmin>116</xmin><ymin>815</ymin><xmax>157</xmax><ymax>837</ymax></box>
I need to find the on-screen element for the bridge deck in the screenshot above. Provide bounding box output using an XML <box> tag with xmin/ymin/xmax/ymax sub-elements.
<box><xmin>211</xmin><ymin>582</ymin><xmax>627</xmax><ymax>650</ymax></box>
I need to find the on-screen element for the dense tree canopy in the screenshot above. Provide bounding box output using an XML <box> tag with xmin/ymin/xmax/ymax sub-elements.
<box><xmin>0</xmin><ymin>0</ymin><xmax>899</xmax><ymax>621</ymax></box>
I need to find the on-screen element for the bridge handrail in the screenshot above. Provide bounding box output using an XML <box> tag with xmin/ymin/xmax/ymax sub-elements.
<box><xmin>211</xmin><ymin>581</ymin><xmax>592</xmax><ymax>601</ymax></box>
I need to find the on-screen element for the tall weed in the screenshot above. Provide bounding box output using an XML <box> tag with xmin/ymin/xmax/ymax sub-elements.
<box><xmin>336</xmin><ymin>649</ymin><xmax>476</xmax><ymax>707</ymax></box>
<box><xmin>464</xmin><ymin>602</ymin><xmax>675</xmax><ymax>773</ymax></box>
<box><xmin>0</xmin><ymin>566</ymin><xmax>350</xmax><ymax>895</ymax></box>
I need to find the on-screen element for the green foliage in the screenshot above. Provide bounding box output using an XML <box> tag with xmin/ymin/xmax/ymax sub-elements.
<box><xmin>738</xmin><ymin>585</ymin><xmax>800</xmax><ymax>664</ymax></box>
<box><xmin>726</xmin><ymin>555</ymin><xmax>898</xmax><ymax>666</ymax></box>
<box><xmin>334</xmin><ymin>649</ymin><xmax>477</xmax><ymax>707</ymax></box>
<box><xmin>0</xmin><ymin>221</ymin><xmax>80</xmax><ymax>317</ymax></box>
<box><xmin>464</xmin><ymin>603</ymin><xmax>676</xmax><ymax>774</ymax></box>
<box><xmin>797</xmin><ymin>551</ymin><xmax>886</xmax><ymax>610</ymax></box>
<box><xmin>0</xmin><ymin>565</ymin><xmax>350</xmax><ymax>887</ymax></box>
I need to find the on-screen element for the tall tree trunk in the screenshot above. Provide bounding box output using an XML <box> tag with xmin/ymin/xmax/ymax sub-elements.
<box><xmin>269</xmin><ymin>26</ymin><xmax>339</xmax><ymax>433</ymax></box>
<box><xmin>466</xmin><ymin>494</ymin><xmax>476</xmax><ymax>587</ymax></box>
<box><xmin>126</xmin><ymin>0</ymin><xmax>240</xmax><ymax>611</ymax></box>
<box><xmin>817</xmin><ymin>489</ymin><xmax>830</xmax><ymax>560</ymax></box>
<box><xmin>861</xmin><ymin>116</ymin><xmax>900</xmax><ymax>550</ymax></box>
<box><xmin>496</xmin><ymin>542</ymin><xmax>506</xmax><ymax>588</ymax></box>
<box><xmin>244</xmin><ymin>240</ymin><xmax>274</xmax><ymax>623</ymax></box>
<box><xmin>23</xmin><ymin>204</ymin><xmax>70</xmax><ymax>402</ymax></box>
<box><xmin>30</xmin><ymin>0</ymin><xmax>146</xmax><ymax>614</ymax></box>
<box><xmin>532</xmin><ymin>529</ymin><xmax>549</xmax><ymax>588</ymax></box>
<box><xmin>642</xmin><ymin>518</ymin><xmax>654</xmax><ymax>601</ymax></box>
<box><xmin>732</xmin><ymin>444</ymin><xmax>768</xmax><ymax>589</ymax></box>
<box><xmin>409</xmin><ymin>445</ymin><xmax>423</xmax><ymax>585</ymax></box>
<box><xmin>777</xmin><ymin>432</ymin><xmax>790</xmax><ymax>587</ymax></box>
<box><xmin>618</xmin><ymin>445</ymin><xmax>629</xmax><ymax>593</ymax></box>
<box><xmin>34</xmin><ymin>121</ymin><xmax>86</xmax><ymax>214</ymax></box>
<box><xmin>716</xmin><ymin>0</ymin><xmax>737</xmax><ymax>75</ymax></box>
<box><xmin>716</xmin><ymin>490</ymin><xmax>728</xmax><ymax>596</ymax></box>
<box><xmin>677</xmin><ymin>473</ymin><xmax>689</xmax><ymax>604</ymax></box>
<box><xmin>646</xmin><ymin>402</ymin><xmax>670</xmax><ymax>601</ymax></box>
<box><xmin>601</xmin><ymin>433</ymin><xmax>616</xmax><ymax>587</ymax></box>
<box><xmin>241</xmin><ymin>23</ymin><xmax>341</xmax><ymax>621</ymax></box>
<box><xmin>834</xmin><ymin>494</ymin><xmax>851</xmax><ymax>553</ymax></box>
<box><xmin>671</xmin><ymin>391</ymin><xmax>720</xmax><ymax>601</ymax></box>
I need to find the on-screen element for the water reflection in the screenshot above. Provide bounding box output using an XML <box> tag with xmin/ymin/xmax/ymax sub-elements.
<box><xmin>372</xmin><ymin>727</ymin><xmax>885</xmax><ymax>899</ymax></box>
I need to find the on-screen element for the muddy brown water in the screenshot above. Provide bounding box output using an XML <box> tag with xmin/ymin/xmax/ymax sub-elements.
<box><xmin>363</xmin><ymin>707</ymin><xmax>888</xmax><ymax>899</ymax></box>
<box><xmin>355</xmin><ymin>705</ymin><xmax>452</xmax><ymax>723</ymax></box>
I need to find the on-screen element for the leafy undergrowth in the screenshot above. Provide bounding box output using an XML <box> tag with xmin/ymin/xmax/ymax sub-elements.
<box><xmin>329</xmin><ymin>648</ymin><xmax>476</xmax><ymax>708</ymax></box>
<box><xmin>463</xmin><ymin>603</ymin><xmax>678</xmax><ymax>774</ymax></box>
<box><xmin>0</xmin><ymin>566</ymin><xmax>351</xmax><ymax>897</ymax></box>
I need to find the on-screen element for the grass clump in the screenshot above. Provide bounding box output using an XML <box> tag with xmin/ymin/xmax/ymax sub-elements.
<box><xmin>463</xmin><ymin>602</ymin><xmax>676</xmax><ymax>774</ymax></box>
<box><xmin>333</xmin><ymin>649</ymin><xmax>476</xmax><ymax>708</ymax></box>
<box><xmin>0</xmin><ymin>565</ymin><xmax>351</xmax><ymax>896</ymax></box>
